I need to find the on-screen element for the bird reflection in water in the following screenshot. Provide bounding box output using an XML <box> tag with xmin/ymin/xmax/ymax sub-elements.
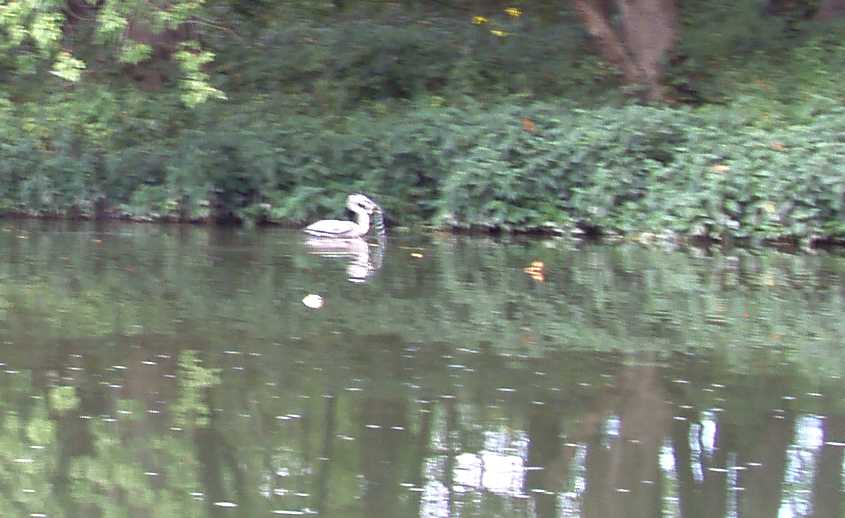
<box><xmin>304</xmin><ymin>194</ymin><xmax>387</xmax><ymax>283</ymax></box>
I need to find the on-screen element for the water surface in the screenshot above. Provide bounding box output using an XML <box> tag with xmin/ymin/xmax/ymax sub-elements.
<box><xmin>0</xmin><ymin>221</ymin><xmax>843</xmax><ymax>518</ymax></box>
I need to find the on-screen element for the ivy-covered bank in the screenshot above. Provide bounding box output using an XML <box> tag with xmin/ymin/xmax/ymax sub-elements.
<box><xmin>2</xmin><ymin>2</ymin><xmax>844</xmax><ymax>244</ymax></box>
<box><xmin>1</xmin><ymin>97</ymin><xmax>843</xmax><ymax>244</ymax></box>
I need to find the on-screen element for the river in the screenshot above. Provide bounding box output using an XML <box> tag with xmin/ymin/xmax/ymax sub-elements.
<box><xmin>0</xmin><ymin>220</ymin><xmax>843</xmax><ymax>518</ymax></box>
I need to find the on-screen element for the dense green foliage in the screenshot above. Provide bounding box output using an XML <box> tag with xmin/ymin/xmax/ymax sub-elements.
<box><xmin>1</xmin><ymin>2</ymin><xmax>843</xmax><ymax>242</ymax></box>
<box><xmin>2</xmin><ymin>96</ymin><xmax>842</xmax><ymax>241</ymax></box>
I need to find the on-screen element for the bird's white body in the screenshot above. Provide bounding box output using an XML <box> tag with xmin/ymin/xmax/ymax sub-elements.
<box><xmin>304</xmin><ymin>194</ymin><xmax>379</xmax><ymax>239</ymax></box>
<box><xmin>304</xmin><ymin>215</ymin><xmax>370</xmax><ymax>238</ymax></box>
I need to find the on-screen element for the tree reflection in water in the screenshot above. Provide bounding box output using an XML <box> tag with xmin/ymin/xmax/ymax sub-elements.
<box><xmin>0</xmin><ymin>222</ymin><xmax>842</xmax><ymax>518</ymax></box>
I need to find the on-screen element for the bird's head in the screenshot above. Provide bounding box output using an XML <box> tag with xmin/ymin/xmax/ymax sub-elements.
<box><xmin>347</xmin><ymin>193</ymin><xmax>379</xmax><ymax>214</ymax></box>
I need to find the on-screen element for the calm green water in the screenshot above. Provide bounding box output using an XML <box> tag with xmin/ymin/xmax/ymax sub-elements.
<box><xmin>0</xmin><ymin>220</ymin><xmax>844</xmax><ymax>518</ymax></box>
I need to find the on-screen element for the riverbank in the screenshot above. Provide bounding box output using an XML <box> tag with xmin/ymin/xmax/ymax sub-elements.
<box><xmin>2</xmin><ymin>101</ymin><xmax>843</xmax><ymax>246</ymax></box>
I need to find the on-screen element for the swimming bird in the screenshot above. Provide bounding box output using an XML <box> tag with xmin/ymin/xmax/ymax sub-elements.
<box><xmin>304</xmin><ymin>194</ymin><xmax>380</xmax><ymax>239</ymax></box>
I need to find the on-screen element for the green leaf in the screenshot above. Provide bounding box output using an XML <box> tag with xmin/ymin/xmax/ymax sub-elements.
<box><xmin>50</xmin><ymin>51</ymin><xmax>86</xmax><ymax>82</ymax></box>
<box><xmin>119</xmin><ymin>42</ymin><xmax>153</xmax><ymax>65</ymax></box>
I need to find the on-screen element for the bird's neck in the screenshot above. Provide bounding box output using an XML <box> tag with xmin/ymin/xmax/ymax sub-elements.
<box><xmin>353</xmin><ymin>209</ymin><xmax>370</xmax><ymax>236</ymax></box>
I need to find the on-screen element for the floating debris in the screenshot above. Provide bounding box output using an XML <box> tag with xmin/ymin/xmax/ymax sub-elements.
<box><xmin>302</xmin><ymin>294</ymin><xmax>323</xmax><ymax>309</ymax></box>
<box><xmin>523</xmin><ymin>261</ymin><xmax>545</xmax><ymax>282</ymax></box>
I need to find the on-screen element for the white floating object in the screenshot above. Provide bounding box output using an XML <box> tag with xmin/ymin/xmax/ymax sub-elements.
<box><xmin>302</xmin><ymin>294</ymin><xmax>324</xmax><ymax>309</ymax></box>
<box><xmin>213</xmin><ymin>501</ymin><xmax>238</xmax><ymax>508</ymax></box>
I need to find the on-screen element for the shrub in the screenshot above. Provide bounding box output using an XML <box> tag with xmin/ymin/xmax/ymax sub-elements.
<box><xmin>1</xmin><ymin>87</ymin><xmax>842</xmax><ymax>243</ymax></box>
<box><xmin>435</xmin><ymin>103</ymin><xmax>844</xmax><ymax>241</ymax></box>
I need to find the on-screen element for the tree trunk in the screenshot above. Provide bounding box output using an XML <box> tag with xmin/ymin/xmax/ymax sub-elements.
<box><xmin>125</xmin><ymin>18</ymin><xmax>195</xmax><ymax>90</ymax></box>
<box><xmin>571</xmin><ymin>0</ymin><xmax>679</xmax><ymax>102</ymax></box>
